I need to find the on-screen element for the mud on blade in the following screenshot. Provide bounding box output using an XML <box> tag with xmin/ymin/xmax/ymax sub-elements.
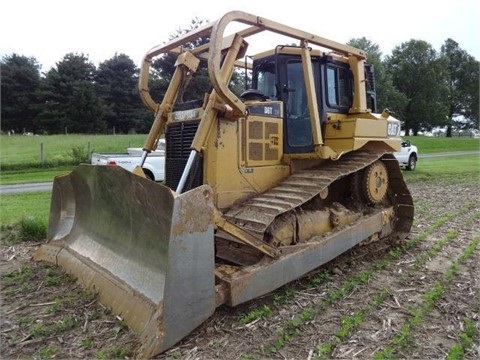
<box><xmin>34</xmin><ymin>165</ymin><xmax>216</xmax><ymax>358</ymax></box>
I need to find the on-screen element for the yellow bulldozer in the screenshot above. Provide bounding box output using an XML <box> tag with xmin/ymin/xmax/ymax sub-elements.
<box><xmin>34</xmin><ymin>10</ymin><xmax>414</xmax><ymax>358</ymax></box>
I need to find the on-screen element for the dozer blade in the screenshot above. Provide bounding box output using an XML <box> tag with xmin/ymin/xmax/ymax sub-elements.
<box><xmin>33</xmin><ymin>165</ymin><xmax>216</xmax><ymax>358</ymax></box>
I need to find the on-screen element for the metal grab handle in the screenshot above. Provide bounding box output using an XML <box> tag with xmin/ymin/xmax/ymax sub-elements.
<box><xmin>176</xmin><ymin>150</ymin><xmax>198</xmax><ymax>194</ymax></box>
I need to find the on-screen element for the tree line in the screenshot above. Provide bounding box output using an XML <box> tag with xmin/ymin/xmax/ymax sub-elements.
<box><xmin>1</xmin><ymin>19</ymin><xmax>478</xmax><ymax>137</ymax></box>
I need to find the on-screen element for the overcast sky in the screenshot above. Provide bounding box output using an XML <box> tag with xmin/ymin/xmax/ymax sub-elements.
<box><xmin>1</xmin><ymin>0</ymin><xmax>478</xmax><ymax>73</ymax></box>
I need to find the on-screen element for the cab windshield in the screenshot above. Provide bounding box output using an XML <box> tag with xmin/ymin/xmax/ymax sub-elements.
<box><xmin>255</xmin><ymin>61</ymin><xmax>276</xmax><ymax>99</ymax></box>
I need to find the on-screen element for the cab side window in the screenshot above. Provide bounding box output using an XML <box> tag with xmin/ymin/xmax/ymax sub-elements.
<box><xmin>326</xmin><ymin>66</ymin><xmax>351</xmax><ymax>108</ymax></box>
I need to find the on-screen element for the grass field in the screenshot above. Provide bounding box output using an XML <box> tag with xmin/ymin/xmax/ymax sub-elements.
<box><xmin>0</xmin><ymin>134</ymin><xmax>479</xmax><ymax>227</ymax></box>
<box><xmin>1</xmin><ymin>134</ymin><xmax>479</xmax><ymax>167</ymax></box>
<box><xmin>1</xmin><ymin>157</ymin><xmax>478</xmax><ymax>227</ymax></box>
<box><xmin>0</xmin><ymin>166</ymin><xmax>74</xmax><ymax>185</ymax></box>
<box><xmin>403</xmin><ymin>154</ymin><xmax>480</xmax><ymax>179</ymax></box>
<box><xmin>403</xmin><ymin>135</ymin><xmax>480</xmax><ymax>153</ymax></box>
<box><xmin>0</xmin><ymin>134</ymin><xmax>147</xmax><ymax>166</ymax></box>
<box><xmin>0</xmin><ymin>191</ymin><xmax>52</xmax><ymax>225</ymax></box>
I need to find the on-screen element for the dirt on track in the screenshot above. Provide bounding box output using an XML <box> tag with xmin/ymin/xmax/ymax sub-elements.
<box><xmin>1</xmin><ymin>175</ymin><xmax>479</xmax><ymax>360</ymax></box>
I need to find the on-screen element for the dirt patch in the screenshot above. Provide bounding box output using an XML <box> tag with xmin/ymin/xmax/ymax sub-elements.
<box><xmin>1</xmin><ymin>242</ymin><xmax>138</xmax><ymax>359</ymax></box>
<box><xmin>1</xmin><ymin>176</ymin><xmax>479</xmax><ymax>359</ymax></box>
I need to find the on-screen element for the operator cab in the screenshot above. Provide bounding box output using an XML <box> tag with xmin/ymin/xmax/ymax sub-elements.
<box><xmin>247</xmin><ymin>46</ymin><xmax>359</xmax><ymax>154</ymax></box>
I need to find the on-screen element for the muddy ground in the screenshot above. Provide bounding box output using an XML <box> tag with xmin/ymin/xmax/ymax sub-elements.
<box><xmin>1</xmin><ymin>175</ymin><xmax>479</xmax><ymax>359</ymax></box>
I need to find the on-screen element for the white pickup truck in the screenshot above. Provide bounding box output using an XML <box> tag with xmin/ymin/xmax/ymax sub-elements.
<box><xmin>393</xmin><ymin>139</ymin><xmax>418</xmax><ymax>171</ymax></box>
<box><xmin>91</xmin><ymin>140</ymin><xmax>165</xmax><ymax>181</ymax></box>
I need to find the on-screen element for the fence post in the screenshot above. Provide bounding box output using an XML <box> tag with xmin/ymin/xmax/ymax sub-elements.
<box><xmin>40</xmin><ymin>142</ymin><xmax>44</xmax><ymax>164</ymax></box>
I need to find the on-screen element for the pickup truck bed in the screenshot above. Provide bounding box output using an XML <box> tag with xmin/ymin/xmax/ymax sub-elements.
<box><xmin>91</xmin><ymin>148</ymin><xmax>165</xmax><ymax>181</ymax></box>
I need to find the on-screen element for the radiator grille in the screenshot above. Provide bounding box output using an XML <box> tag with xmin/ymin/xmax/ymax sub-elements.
<box><xmin>165</xmin><ymin>120</ymin><xmax>203</xmax><ymax>191</ymax></box>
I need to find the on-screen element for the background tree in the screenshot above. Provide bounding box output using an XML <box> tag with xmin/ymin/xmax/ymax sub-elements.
<box><xmin>347</xmin><ymin>38</ymin><xmax>408</xmax><ymax>116</ymax></box>
<box><xmin>1</xmin><ymin>54</ymin><xmax>42</xmax><ymax>133</ymax></box>
<box><xmin>441</xmin><ymin>39</ymin><xmax>479</xmax><ymax>136</ymax></box>
<box><xmin>66</xmin><ymin>82</ymin><xmax>105</xmax><ymax>133</ymax></box>
<box><xmin>150</xmin><ymin>17</ymin><xmax>211</xmax><ymax>106</ymax></box>
<box><xmin>96</xmin><ymin>53</ymin><xmax>149</xmax><ymax>133</ymax></box>
<box><xmin>150</xmin><ymin>17</ymin><xmax>245</xmax><ymax>107</ymax></box>
<box><xmin>385</xmin><ymin>40</ymin><xmax>449</xmax><ymax>135</ymax></box>
<box><xmin>6</xmin><ymin>23</ymin><xmax>478</xmax><ymax>137</ymax></box>
<box><xmin>38</xmin><ymin>53</ymin><xmax>105</xmax><ymax>133</ymax></box>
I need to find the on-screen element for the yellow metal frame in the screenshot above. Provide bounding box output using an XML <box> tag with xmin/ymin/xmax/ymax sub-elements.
<box><xmin>137</xmin><ymin>10</ymin><xmax>368</xmax><ymax>152</ymax></box>
<box><xmin>137</xmin><ymin>9</ymin><xmax>402</xmax><ymax>205</ymax></box>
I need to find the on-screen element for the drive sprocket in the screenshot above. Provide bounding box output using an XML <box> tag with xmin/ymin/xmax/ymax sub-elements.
<box><xmin>364</xmin><ymin>160</ymin><xmax>388</xmax><ymax>204</ymax></box>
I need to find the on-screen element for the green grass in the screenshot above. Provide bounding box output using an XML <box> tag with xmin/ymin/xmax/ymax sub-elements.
<box><xmin>1</xmin><ymin>266</ymin><xmax>35</xmax><ymax>286</ymax></box>
<box><xmin>239</xmin><ymin>304</ymin><xmax>273</xmax><ymax>324</ymax></box>
<box><xmin>244</xmin><ymin>202</ymin><xmax>475</xmax><ymax>358</ymax></box>
<box><xmin>446</xmin><ymin>317</ymin><xmax>479</xmax><ymax>359</ymax></box>
<box><xmin>0</xmin><ymin>191</ymin><xmax>50</xmax><ymax>242</ymax></box>
<box><xmin>95</xmin><ymin>346</ymin><xmax>132</xmax><ymax>359</ymax></box>
<box><xmin>17</xmin><ymin>216</ymin><xmax>47</xmax><ymax>242</ymax></box>
<box><xmin>0</xmin><ymin>133</ymin><xmax>148</xmax><ymax>183</ymax></box>
<box><xmin>1</xmin><ymin>155</ymin><xmax>478</xmax><ymax>230</ymax></box>
<box><xmin>0</xmin><ymin>191</ymin><xmax>51</xmax><ymax>226</ymax></box>
<box><xmin>316</xmin><ymin>288</ymin><xmax>391</xmax><ymax>358</ymax></box>
<box><xmin>402</xmin><ymin>155</ymin><xmax>479</xmax><ymax>183</ymax></box>
<box><xmin>38</xmin><ymin>346</ymin><xmax>60</xmax><ymax>359</ymax></box>
<box><xmin>374</xmin><ymin>235</ymin><xmax>480</xmax><ymax>358</ymax></box>
<box><xmin>0</xmin><ymin>134</ymin><xmax>147</xmax><ymax>166</ymax></box>
<box><xmin>1</xmin><ymin>135</ymin><xmax>476</xmax><ymax>166</ymax></box>
<box><xmin>0</xmin><ymin>166</ymin><xmax>74</xmax><ymax>185</ymax></box>
<box><xmin>0</xmin><ymin>134</ymin><xmax>478</xmax><ymax>184</ymax></box>
<box><xmin>403</xmin><ymin>135</ymin><xmax>480</xmax><ymax>153</ymax></box>
<box><xmin>0</xmin><ymin>135</ymin><xmax>478</xmax><ymax>235</ymax></box>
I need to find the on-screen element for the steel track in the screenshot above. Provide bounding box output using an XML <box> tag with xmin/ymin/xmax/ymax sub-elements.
<box><xmin>223</xmin><ymin>151</ymin><xmax>414</xmax><ymax>241</ymax></box>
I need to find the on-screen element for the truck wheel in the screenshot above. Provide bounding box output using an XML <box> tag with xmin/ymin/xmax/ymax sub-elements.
<box><xmin>143</xmin><ymin>169</ymin><xmax>155</xmax><ymax>181</ymax></box>
<box><xmin>406</xmin><ymin>155</ymin><xmax>416</xmax><ymax>171</ymax></box>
